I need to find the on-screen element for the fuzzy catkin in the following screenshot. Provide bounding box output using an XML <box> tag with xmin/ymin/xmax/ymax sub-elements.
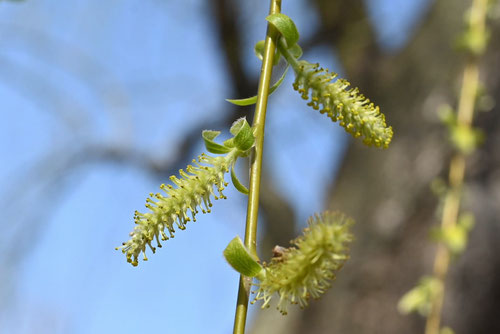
<box><xmin>253</xmin><ymin>211</ymin><xmax>353</xmax><ymax>314</ymax></box>
<box><xmin>118</xmin><ymin>152</ymin><xmax>236</xmax><ymax>266</ymax></box>
<box><xmin>293</xmin><ymin>60</ymin><xmax>393</xmax><ymax>148</ymax></box>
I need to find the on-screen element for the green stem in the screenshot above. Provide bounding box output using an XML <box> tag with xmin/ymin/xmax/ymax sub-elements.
<box><xmin>232</xmin><ymin>0</ymin><xmax>281</xmax><ymax>333</ymax></box>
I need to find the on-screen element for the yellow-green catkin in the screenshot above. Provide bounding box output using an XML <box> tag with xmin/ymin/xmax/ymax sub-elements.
<box><xmin>117</xmin><ymin>152</ymin><xmax>237</xmax><ymax>266</ymax></box>
<box><xmin>293</xmin><ymin>60</ymin><xmax>393</xmax><ymax>148</ymax></box>
<box><xmin>253</xmin><ymin>211</ymin><xmax>353</xmax><ymax>314</ymax></box>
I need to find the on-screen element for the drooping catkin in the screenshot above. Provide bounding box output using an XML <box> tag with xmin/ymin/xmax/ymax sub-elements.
<box><xmin>293</xmin><ymin>60</ymin><xmax>393</xmax><ymax>148</ymax></box>
<box><xmin>253</xmin><ymin>211</ymin><xmax>353</xmax><ymax>314</ymax></box>
<box><xmin>117</xmin><ymin>152</ymin><xmax>237</xmax><ymax>266</ymax></box>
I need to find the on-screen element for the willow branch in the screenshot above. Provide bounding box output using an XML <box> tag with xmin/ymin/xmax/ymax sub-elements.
<box><xmin>232</xmin><ymin>0</ymin><xmax>281</xmax><ymax>333</ymax></box>
<box><xmin>425</xmin><ymin>0</ymin><xmax>488</xmax><ymax>333</ymax></box>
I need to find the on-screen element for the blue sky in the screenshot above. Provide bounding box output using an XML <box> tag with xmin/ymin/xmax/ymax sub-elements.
<box><xmin>0</xmin><ymin>0</ymin><xmax>429</xmax><ymax>333</ymax></box>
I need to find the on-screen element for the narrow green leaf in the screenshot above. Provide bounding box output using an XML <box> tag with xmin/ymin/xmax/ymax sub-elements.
<box><xmin>226</xmin><ymin>97</ymin><xmax>256</xmax><ymax>107</ymax></box>
<box><xmin>202</xmin><ymin>130</ymin><xmax>232</xmax><ymax>154</ymax></box>
<box><xmin>266</xmin><ymin>13</ymin><xmax>299</xmax><ymax>47</ymax></box>
<box><xmin>223</xmin><ymin>236</ymin><xmax>264</xmax><ymax>277</ymax></box>
<box><xmin>225</xmin><ymin>67</ymin><xmax>289</xmax><ymax>106</ymax></box>
<box><xmin>398</xmin><ymin>276</ymin><xmax>442</xmax><ymax>316</ymax></box>
<box><xmin>231</xmin><ymin>164</ymin><xmax>249</xmax><ymax>195</ymax></box>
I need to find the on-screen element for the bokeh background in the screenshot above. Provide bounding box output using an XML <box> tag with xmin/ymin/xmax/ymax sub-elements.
<box><xmin>1</xmin><ymin>0</ymin><xmax>499</xmax><ymax>333</ymax></box>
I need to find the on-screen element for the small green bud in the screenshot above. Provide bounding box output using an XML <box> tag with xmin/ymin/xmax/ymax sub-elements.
<box><xmin>432</xmin><ymin>212</ymin><xmax>475</xmax><ymax>255</ymax></box>
<box><xmin>456</xmin><ymin>26</ymin><xmax>489</xmax><ymax>55</ymax></box>
<box><xmin>450</xmin><ymin>125</ymin><xmax>484</xmax><ymax>154</ymax></box>
<box><xmin>398</xmin><ymin>276</ymin><xmax>443</xmax><ymax>316</ymax></box>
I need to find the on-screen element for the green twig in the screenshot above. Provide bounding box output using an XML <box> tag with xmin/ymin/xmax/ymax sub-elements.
<box><xmin>424</xmin><ymin>0</ymin><xmax>487</xmax><ymax>333</ymax></box>
<box><xmin>232</xmin><ymin>0</ymin><xmax>281</xmax><ymax>333</ymax></box>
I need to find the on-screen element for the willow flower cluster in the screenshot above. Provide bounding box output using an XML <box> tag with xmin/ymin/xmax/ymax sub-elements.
<box><xmin>293</xmin><ymin>60</ymin><xmax>393</xmax><ymax>148</ymax></box>
<box><xmin>253</xmin><ymin>211</ymin><xmax>353</xmax><ymax>314</ymax></box>
<box><xmin>117</xmin><ymin>151</ymin><xmax>237</xmax><ymax>266</ymax></box>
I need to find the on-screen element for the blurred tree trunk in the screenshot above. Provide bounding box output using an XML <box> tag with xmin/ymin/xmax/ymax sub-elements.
<box><xmin>251</xmin><ymin>0</ymin><xmax>500</xmax><ymax>333</ymax></box>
